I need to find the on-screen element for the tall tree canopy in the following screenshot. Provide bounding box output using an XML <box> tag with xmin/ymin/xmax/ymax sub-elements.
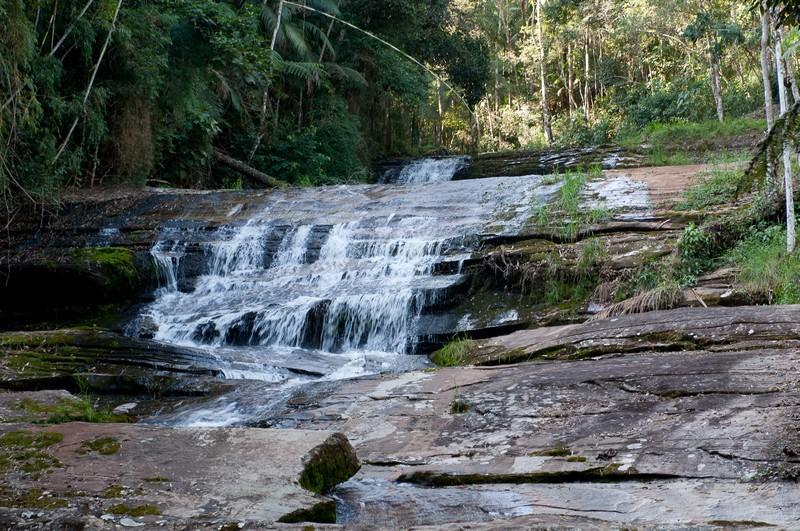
<box><xmin>0</xmin><ymin>0</ymin><xmax>790</xmax><ymax>204</ymax></box>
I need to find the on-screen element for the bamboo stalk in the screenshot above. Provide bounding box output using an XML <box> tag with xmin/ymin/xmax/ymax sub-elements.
<box><xmin>54</xmin><ymin>0</ymin><xmax>123</xmax><ymax>163</ymax></box>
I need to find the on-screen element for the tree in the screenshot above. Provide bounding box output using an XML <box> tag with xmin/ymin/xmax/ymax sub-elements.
<box><xmin>536</xmin><ymin>0</ymin><xmax>553</xmax><ymax>144</ymax></box>
<box><xmin>772</xmin><ymin>10</ymin><xmax>796</xmax><ymax>252</ymax></box>
<box><xmin>684</xmin><ymin>9</ymin><xmax>744</xmax><ymax>122</ymax></box>
<box><xmin>760</xmin><ymin>0</ymin><xmax>777</xmax><ymax>195</ymax></box>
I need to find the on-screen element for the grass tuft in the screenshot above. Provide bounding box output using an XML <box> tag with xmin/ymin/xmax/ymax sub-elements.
<box><xmin>726</xmin><ymin>225</ymin><xmax>800</xmax><ymax>303</ymax></box>
<box><xmin>431</xmin><ymin>337</ymin><xmax>476</xmax><ymax>367</ymax></box>
<box><xmin>677</xmin><ymin>166</ymin><xmax>743</xmax><ymax>210</ymax></box>
<box><xmin>449</xmin><ymin>399</ymin><xmax>471</xmax><ymax>414</ymax></box>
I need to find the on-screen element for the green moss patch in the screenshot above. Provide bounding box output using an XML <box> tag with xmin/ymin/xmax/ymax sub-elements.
<box><xmin>533</xmin><ymin>445</ymin><xmax>572</xmax><ymax>457</ymax></box>
<box><xmin>0</xmin><ymin>488</ymin><xmax>68</xmax><ymax>509</ymax></box>
<box><xmin>108</xmin><ymin>503</ymin><xmax>161</xmax><ymax>516</ymax></box>
<box><xmin>17</xmin><ymin>397</ymin><xmax>128</xmax><ymax>424</ymax></box>
<box><xmin>78</xmin><ymin>436</ymin><xmax>121</xmax><ymax>456</ymax></box>
<box><xmin>72</xmin><ymin>247</ymin><xmax>139</xmax><ymax>289</ymax></box>
<box><xmin>103</xmin><ymin>485</ymin><xmax>124</xmax><ymax>498</ymax></box>
<box><xmin>277</xmin><ymin>500</ymin><xmax>336</xmax><ymax>524</ymax></box>
<box><xmin>0</xmin><ymin>430</ymin><xmax>64</xmax><ymax>477</ymax></box>
<box><xmin>0</xmin><ymin>430</ymin><xmax>63</xmax><ymax>449</ymax></box>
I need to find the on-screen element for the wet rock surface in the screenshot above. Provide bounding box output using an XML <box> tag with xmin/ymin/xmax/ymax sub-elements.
<box><xmin>259</xmin><ymin>306</ymin><xmax>800</xmax><ymax>528</ymax></box>
<box><xmin>0</xmin><ymin>422</ymin><xmax>359</xmax><ymax>528</ymax></box>
<box><xmin>3</xmin><ymin>160</ymin><xmax>794</xmax><ymax>528</ymax></box>
<box><xmin>0</xmin><ymin>328</ymin><xmax>226</xmax><ymax>396</ymax></box>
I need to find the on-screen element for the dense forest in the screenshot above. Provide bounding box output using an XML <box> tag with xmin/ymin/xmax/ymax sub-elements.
<box><xmin>0</xmin><ymin>0</ymin><xmax>796</xmax><ymax>201</ymax></box>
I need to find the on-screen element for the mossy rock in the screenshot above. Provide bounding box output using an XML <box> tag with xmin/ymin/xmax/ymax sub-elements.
<box><xmin>298</xmin><ymin>433</ymin><xmax>360</xmax><ymax>495</ymax></box>
<box><xmin>1</xmin><ymin>246</ymin><xmax>153</xmax><ymax>314</ymax></box>
<box><xmin>16</xmin><ymin>396</ymin><xmax>128</xmax><ymax>425</ymax></box>
<box><xmin>277</xmin><ymin>500</ymin><xmax>336</xmax><ymax>524</ymax></box>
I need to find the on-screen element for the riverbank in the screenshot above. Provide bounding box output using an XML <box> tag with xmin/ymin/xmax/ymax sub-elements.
<box><xmin>2</xmin><ymin>153</ymin><xmax>798</xmax><ymax>528</ymax></box>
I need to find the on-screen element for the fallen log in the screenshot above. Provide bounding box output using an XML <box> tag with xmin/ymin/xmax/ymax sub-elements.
<box><xmin>213</xmin><ymin>149</ymin><xmax>288</xmax><ymax>188</ymax></box>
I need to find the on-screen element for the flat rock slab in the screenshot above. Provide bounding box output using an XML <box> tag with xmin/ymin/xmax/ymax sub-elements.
<box><xmin>0</xmin><ymin>390</ymin><xmax>79</xmax><ymax>423</ymax></box>
<box><xmin>337</xmin><ymin>478</ymin><xmax>799</xmax><ymax>529</ymax></box>
<box><xmin>0</xmin><ymin>423</ymin><xmax>359</xmax><ymax>527</ymax></box>
<box><xmin>474</xmin><ymin>304</ymin><xmax>800</xmax><ymax>364</ymax></box>
<box><xmin>265</xmin><ymin>306</ymin><xmax>800</xmax><ymax>527</ymax></box>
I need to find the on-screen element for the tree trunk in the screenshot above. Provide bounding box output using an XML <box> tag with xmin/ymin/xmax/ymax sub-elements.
<box><xmin>761</xmin><ymin>2</ymin><xmax>776</xmax><ymax>195</ymax></box>
<box><xmin>706</xmin><ymin>35</ymin><xmax>724</xmax><ymax>123</ymax></box>
<box><xmin>776</xmin><ymin>25</ymin><xmax>800</xmax><ymax>103</ymax></box>
<box><xmin>213</xmin><ymin>150</ymin><xmax>287</xmax><ymax>188</ymax></box>
<box><xmin>436</xmin><ymin>82</ymin><xmax>444</xmax><ymax>146</ymax></box>
<box><xmin>54</xmin><ymin>0</ymin><xmax>123</xmax><ymax>162</ymax></box>
<box><xmin>567</xmin><ymin>43</ymin><xmax>575</xmax><ymax>114</ymax></box>
<box><xmin>774</xmin><ymin>15</ymin><xmax>796</xmax><ymax>253</ymax></box>
<box><xmin>270</xmin><ymin>0</ymin><xmax>285</xmax><ymax>51</ymax></box>
<box><xmin>536</xmin><ymin>0</ymin><xmax>552</xmax><ymax>145</ymax></box>
<box><xmin>584</xmin><ymin>31</ymin><xmax>591</xmax><ymax>120</ymax></box>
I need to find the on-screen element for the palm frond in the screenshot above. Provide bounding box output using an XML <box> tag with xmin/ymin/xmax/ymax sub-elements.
<box><xmin>280</xmin><ymin>60</ymin><xmax>325</xmax><ymax>81</ymax></box>
<box><xmin>323</xmin><ymin>62</ymin><xmax>367</xmax><ymax>87</ymax></box>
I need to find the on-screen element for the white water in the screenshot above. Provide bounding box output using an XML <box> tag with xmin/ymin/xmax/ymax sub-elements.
<box><xmin>151</xmin><ymin>239</ymin><xmax>184</xmax><ymax>294</ymax></box>
<box><xmin>137</xmin><ymin>174</ymin><xmax>561</xmax><ymax>426</ymax></box>
<box><xmin>391</xmin><ymin>156</ymin><xmax>469</xmax><ymax>184</ymax></box>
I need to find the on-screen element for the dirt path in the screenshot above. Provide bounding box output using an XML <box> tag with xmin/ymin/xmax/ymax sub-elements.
<box><xmin>607</xmin><ymin>162</ymin><xmax>746</xmax><ymax>210</ymax></box>
<box><xmin>607</xmin><ymin>164</ymin><xmax>707</xmax><ymax>209</ymax></box>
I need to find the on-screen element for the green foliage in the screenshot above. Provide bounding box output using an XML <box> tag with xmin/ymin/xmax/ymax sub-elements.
<box><xmin>1</xmin><ymin>0</ymin><xmax>489</xmax><ymax>200</ymax></box>
<box><xmin>726</xmin><ymin>225</ymin><xmax>800</xmax><ymax>303</ymax></box>
<box><xmin>678</xmin><ymin>223</ymin><xmax>713</xmax><ymax>278</ymax></box>
<box><xmin>678</xmin><ymin>166</ymin><xmax>743</xmax><ymax>210</ymax></box>
<box><xmin>431</xmin><ymin>337</ymin><xmax>476</xmax><ymax>367</ymax></box>
<box><xmin>543</xmin><ymin>279</ymin><xmax>594</xmax><ymax>306</ymax></box>
<box><xmin>619</xmin><ymin>117</ymin><xmax>765</xmax><ymax>149</ymax></box>
<box><xmin>553</xmin><ymin>114</ymin><xmax>613</xmax><ymax>147</ymax></box>
<box><xmin>534</xmin><ymin>167</ymin><xmax>609</xmax><ymax>240</ymax></box>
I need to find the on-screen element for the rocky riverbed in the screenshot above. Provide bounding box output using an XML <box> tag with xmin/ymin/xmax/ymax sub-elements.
<box><xmin>1</xmin><ymin>154</ymin><xmax>796</xmax><ymax>529</ymax></box>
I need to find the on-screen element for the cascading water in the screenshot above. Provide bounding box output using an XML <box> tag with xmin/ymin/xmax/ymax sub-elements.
<box><xmin>146</xmin><ymin>217</ymin><xmax>455</xmax><ymax>355</ymax></box>
<box><xmin>136</xmin><ymin>172</ymin><xmax>562</xmax><ymax>426</ymax></box>
<box><xmin>150</xmin><ymin>239</ymin><xmax>184</xmax><ymax>294</ymax></box>
<box><xmin>384</xmin><ymin>156</ymin><xmax>469</xmax><ymax>184</ymax></box>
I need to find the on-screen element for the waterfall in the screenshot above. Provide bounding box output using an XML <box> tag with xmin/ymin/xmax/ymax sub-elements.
<box><xmin>387</xmin><ymin>156</ymin><xmax>469</xmax><ymax>184</ymax></box>
<box><xmin>142</xmin><ymin>214</ymin><xmax>463</xmax><ymax>357</ymax></box>
<box><xmin>150</xmin><ymin>239</ymin><xmax>184</xmax><ymax>294</ymax></box>
<box><xmin>137</xmin><ymin>172</ymin><xmax>562</xmax><ymax>402</ymax></box>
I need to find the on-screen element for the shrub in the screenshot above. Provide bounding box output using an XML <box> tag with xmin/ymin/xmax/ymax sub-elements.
<box><xmin>726</xmin><ymin>225</ymin><xmax>800</xmax><ymax>303</ymax></box>
<box><xmin>678</xmin><ymin>223</ymin><xmax>713</xmax><ymax>278</ymax></box>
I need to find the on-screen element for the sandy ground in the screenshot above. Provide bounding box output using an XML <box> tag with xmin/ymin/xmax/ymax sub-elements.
<box><xmin>607</xmin><ymin>162</ymin><xmax>743</xmax><ymax>209</ymax></box>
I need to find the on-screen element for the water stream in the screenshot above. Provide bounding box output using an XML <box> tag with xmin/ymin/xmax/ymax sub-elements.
<box><xmin>133</xmin><ymin>159</ymin><xmax>564</xmax><ymax>426</ymax></box>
